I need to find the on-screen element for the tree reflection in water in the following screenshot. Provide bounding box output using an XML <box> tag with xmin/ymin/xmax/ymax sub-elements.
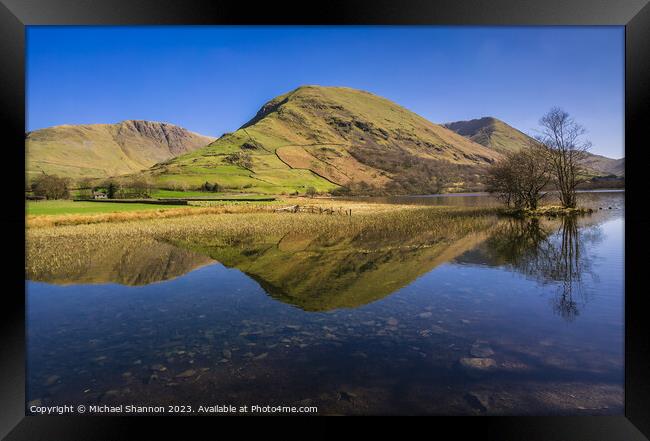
<box><xmin>486</xmin><ymin>215</ymin><xmax>603</xmax><ymax>321</ymax></box>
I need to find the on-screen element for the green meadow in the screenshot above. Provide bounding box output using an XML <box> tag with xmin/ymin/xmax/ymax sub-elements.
<box><xmin>26</xmin><ymin>200</ymin><xmax>191</xmax><ymax>216</ymax></box>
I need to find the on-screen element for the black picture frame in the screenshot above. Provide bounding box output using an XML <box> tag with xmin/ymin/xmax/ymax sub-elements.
<box><xmin>1</xmin><ymin>0</ymin><xmax>648</xmax><ymax>439</ymax></box>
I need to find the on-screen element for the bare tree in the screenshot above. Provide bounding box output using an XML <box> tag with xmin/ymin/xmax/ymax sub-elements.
<box><xmin>487</xmin><ymin>155</ymin><xmax>520</xmax><ymax>207</ymax></box>
<box><xmin>536</xmin><ymin>108</ymin><xmax>591</xmax><ymax>208</ymax></box>
<box><xmin>31</xmin><ymin>174</ymin><xmax>71</xmax><ymax>200</ymax></box>
<box><xmin>514</xmin><ymin>142</ymin><xmax>553</xmax><ymax>209</ymax></box>
<box><xmin>486</xmin><ymin>141</ymin><xmax>552</xmax><ymax>210</ymax></box>
<box><xmin>126</xmin><ymin>177</ymin><xmax>153</xmax><ymax>198</ymax></box>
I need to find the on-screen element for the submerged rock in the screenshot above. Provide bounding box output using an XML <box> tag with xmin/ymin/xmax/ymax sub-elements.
<box><xmin>43</xmin><ymin>375</ymin><xmax>60</xmax><ymax>386</ymax></box>
<box><xmin>470</xmin><ymin>341</ymin><xmax>495</xmax><ymax>358</ymax></box>
<box><xmin>459</xmin><ymin>357</ymin><xmax>497</xmax><ymax>373</ymax></box>
<box><xmin>144</xmin><ymin>373</ymin><xmax>159</xmax><ymax>384</ymax></box>
<box><xmin>103</xmin><ymin>390</ymin><xmax>120</xmax><ymax>400</ymax></box>
<box><xmin>465</xmin><ymin>391</ymin><xmax>491</xmax><ymax>412</ymax></box>
<box><xmin>430</xmin><ymin>325</ymin><xmax>448</xmax><ymax>334</ymax></box>
<box><xmin>500</xmin><ymin>360</ymin><xmax>529</xmax><ymax>371</ymax></box>
<box><xmin>175</xmin><ymin>369</ymin><xmax>196</xmax><ymax>378</ymax></box>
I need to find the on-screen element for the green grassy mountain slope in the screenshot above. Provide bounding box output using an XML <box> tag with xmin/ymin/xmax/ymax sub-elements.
<box><xmin>148</xmin><ymin>86</ymin><xmax>503</xmax><ymax>194</ymax></box>
<box><xmin>26</xmin><ymin>120</ymin><xmax>214</xmax><ymax>182</ymax></box>
<box><xmin>444</xmin><ymin>117</ymin><xmax>624</xmax><ymax>177</ymax></box>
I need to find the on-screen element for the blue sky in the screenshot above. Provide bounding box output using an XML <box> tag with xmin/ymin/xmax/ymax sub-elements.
<box><xmin>26</xmin><ymin>26</ymin><xmax>624</xmax><ymax>158</ymax></box>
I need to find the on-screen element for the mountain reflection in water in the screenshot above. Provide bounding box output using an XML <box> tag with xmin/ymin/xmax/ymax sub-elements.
<box><xmin>29</xmin><ymin>214</ymin><xmax>603</xmax><ymax>317</ymax></box>
<box><xmin>26</xmin><ymin>192</ymin><xmax>624</xmax><ymax>415</ymax></box>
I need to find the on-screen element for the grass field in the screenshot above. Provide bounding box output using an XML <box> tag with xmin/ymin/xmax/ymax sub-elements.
<box><xmin>150</xmin><ymin>190</ymin><xmax>276</xmax><ymax>199</ymax></box>
<box><xmin>26</xmin><ymin>200</ymin><xmax>195</xmax><ymax>216</ymax></box>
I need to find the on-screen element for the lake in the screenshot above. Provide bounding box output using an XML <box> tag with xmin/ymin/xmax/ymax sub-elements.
<box><xmin>26</xmin><ymin>191</ymin><xmax>624</xmax><ymax>415</ymax></box>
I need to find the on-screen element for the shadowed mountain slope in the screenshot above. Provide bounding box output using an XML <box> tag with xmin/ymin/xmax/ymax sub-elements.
<box><xmin>26</xmin><ymin>120</ymin><xmax>214</xmax><ymax>182</ymax></box>
<box><xmin>443</xmin><ymin>117</ymin><xmax>534</xmax><ymax>155</ymax></box>
<box><xmin>444</xmin><ymin>116</ymin><xmax>624</xmax><ymax>177</ymax></box>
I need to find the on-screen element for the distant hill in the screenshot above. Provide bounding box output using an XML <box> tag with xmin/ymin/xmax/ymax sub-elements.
<box><xmin>443</xmin><ymin>117</ymin><xmax>534</xmax><ymax>155</ymax></box>
<box><xmin>580</xmin><ymin>154</ymin><xmax>624</xmax><ymax>177</ymax></box>
<box><xmin>444</xmin><ymin>117</ymin><xmax>624</xmax><ymax>177</ymax></box>
<box><xmin>26</xmin><ymin>120</ymin><xmax>214</xmax><ymax>182</ymax></box>
<box><xmin>148</xmin><ymin>86</ymin><xmax>503</xmax><ymax>194</ymax></box>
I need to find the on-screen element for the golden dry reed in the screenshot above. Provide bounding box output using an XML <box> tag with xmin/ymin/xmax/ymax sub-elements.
<box><xmin>26</xmin><ymin>204</ymin><xmax>269</xmax><ymax>228</ymax></box>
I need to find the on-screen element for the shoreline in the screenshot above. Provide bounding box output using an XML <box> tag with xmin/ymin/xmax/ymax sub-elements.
<box><xmin>26</xmin><ymin>189</ymin><xmax>624</xmax><ymax>227</ymax></box>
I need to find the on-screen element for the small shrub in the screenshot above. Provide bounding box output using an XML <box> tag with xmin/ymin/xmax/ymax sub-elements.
<box><xmin>305</xmin><ymin>186</ymin><xmax>317</xmax><ymax>198</ymax></box>
<box><xmin>200</xmin><ymin>181</ymin><xmax>221</xmax><ymax>192</ymax></box>
<box><xmin>330</xmin><ymin>186</ymin><xmax>351</xmax><ymax>197</ymax></box>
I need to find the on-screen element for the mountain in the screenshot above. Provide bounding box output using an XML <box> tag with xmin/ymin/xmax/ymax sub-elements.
<box><xmin>580</xmin><ymin>154</ymin><xmax>624</xmax><ymax>177</ymax></box>
<box><xmin>26</xmin><ymin>120</ymin><xmax>214</xmax><ymax>182</ymax></box>
<box><xmin>443</xmin><ymin>117</ymin><xmax>535</xmax><ymax>155</ymax></box>
<box><xmin>444</xmin><ymin>117</ymin><xmax>624</xmax><ymax>177</ymax></box>
<box><xmin>148</xmin><ymin>86</ymin><xmax>503</xmax><ymax>194</ymax></box>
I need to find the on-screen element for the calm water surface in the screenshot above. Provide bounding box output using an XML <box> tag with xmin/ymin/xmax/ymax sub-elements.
<box><xmin>26</xmin><ymin>191</ymin><xmax>624</xmax><ymax>415</ymax></box>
